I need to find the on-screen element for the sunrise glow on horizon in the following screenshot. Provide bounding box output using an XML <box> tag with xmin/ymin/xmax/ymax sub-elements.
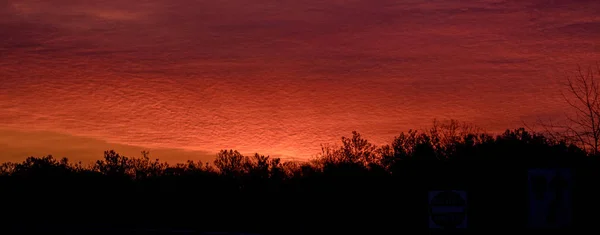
<box><xmin>1</xmin><ymin>0</ymin><xmax>600</xmax><ymax>163</ymax></box>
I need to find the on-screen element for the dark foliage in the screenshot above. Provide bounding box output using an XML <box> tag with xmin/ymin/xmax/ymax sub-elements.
<box><xmin>1</xmin><ymin>124</ymin><xmax>598</xmax><ymax>234</ymax></box>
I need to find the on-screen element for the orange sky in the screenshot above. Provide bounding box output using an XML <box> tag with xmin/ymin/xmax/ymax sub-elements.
<box><xmin>1</xmin><ymin>0</ymin><xmax>600</xmax><ymax>163</ymax></box>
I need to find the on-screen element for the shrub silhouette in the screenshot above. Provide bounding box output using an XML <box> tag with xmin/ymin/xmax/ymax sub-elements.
<box><xmin>0</xmin><ymin>121</ymin><xmax>598</xmax><ymax>234</ymax></box>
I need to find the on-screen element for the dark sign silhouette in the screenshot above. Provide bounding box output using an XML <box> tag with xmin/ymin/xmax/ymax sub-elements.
<box><xmin>429</xmin><ymin>190</ymin><xmax>467</xmax><ymax>229</ymax></box>
<box><xmin>528</xmin><ymin>169</ymin><xmax>572</xmax><ymax>228</ymax></box>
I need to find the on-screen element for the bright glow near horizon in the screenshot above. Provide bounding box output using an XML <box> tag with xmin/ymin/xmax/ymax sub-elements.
<box><xmin>1</xmin><ymin>0</ymin><xmax>600</xmax><ymax>163</ymax></box>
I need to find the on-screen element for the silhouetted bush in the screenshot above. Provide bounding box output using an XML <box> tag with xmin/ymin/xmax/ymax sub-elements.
<box><xmin>0</xmin><ymin>122</ymin><xmax>598</xmax><ymax>234</ymax></box>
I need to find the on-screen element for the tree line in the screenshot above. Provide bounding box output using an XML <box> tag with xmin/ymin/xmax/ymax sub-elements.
<box><xmin>1</xmin><ymin>120</ymin><xmax>599</xmax><ymax>234</ymax></box>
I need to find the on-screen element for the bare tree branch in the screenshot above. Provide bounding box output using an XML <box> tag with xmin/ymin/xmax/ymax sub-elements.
<box><xmin>534</xmin><ymin>64</ymin><xmax>600</xmax><ymax>155</ymax></box>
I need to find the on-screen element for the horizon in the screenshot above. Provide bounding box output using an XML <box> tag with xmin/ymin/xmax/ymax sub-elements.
<box><xmin>0</xmin><ymin>124</ymin><xmax>542</xmax><ymax>164</ymax></box>
<box><xmin>2</xmin><ymin>0</ymin><xmax>600</xmax><ymax>163</ymax></box>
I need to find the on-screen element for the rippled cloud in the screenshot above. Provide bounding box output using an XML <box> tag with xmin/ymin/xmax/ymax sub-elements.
<box><xmin>1</xmin><ymin>0</ymin><xmax>600</xmax><ymax>161</ymax></box>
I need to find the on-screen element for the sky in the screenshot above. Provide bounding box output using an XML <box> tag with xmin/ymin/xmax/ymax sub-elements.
<box><xmin>1</xmin><ymin>0</ymin><xmax>599</xmax><ymax>163</ymax></box>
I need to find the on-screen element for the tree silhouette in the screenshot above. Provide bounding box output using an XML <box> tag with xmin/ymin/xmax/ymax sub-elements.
<box><xmin>213</xmin><ymin>149</ymin><xmax>247</xmax><ymax>176</ymax></box>
<box><xmin>0</xmin><ymin>121</ymin><xmax>594</xmax><ymax>233</ymax></box>
<box><xmin>537</xmin><ymin>64</ymin><xmax>600</xmax><ymax>156</ymax></box>
<box><xmin>94</xmin><ymin>150</ymin><xmax>132</xmax><ymax>177</ymax></box>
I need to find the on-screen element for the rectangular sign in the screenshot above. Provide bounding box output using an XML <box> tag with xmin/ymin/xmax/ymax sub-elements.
<box><xmin>527</xmin><ymin>168</ymin><xmax>572</xmax><ymax>228</ymax></box>
<box><xmin>429</xmin><ymin>190</ymin><xmax>467</xmax><ymax>229</ymax></box>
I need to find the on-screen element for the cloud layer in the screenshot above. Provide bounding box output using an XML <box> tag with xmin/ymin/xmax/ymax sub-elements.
<box><xmin>1</xmin><ymin>0</ymin><xmax>599</xmax><ymax>160</ymax></box>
